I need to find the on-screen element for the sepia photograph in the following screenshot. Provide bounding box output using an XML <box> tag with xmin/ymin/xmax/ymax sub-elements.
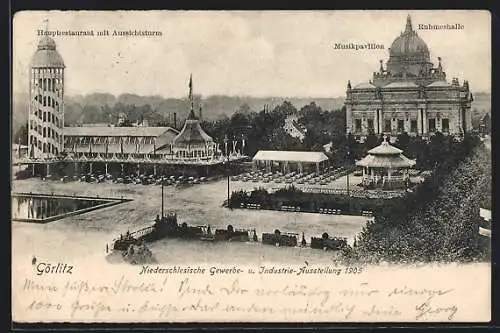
<box><xmin>11</xmin><ymin>10</ymin><xmax>491</xmax><ymax>323</ymax></box>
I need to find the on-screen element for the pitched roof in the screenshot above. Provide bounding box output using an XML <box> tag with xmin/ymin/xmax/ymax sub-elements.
<box><xmin>63</xmin><ymin>126</ymin><xmax>179</xmax><ymax>137</ymax></box>
<box><xmin>253</xmin><ymin>150</ymin><xmax>329</xmax><ymax>163</ymax></box>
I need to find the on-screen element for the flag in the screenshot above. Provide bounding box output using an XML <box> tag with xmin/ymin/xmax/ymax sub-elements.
<box><xmin>105</xmin><ymin>137</ymin><xmax>109</xmax><ymax>155</ymax></box>
<box><xmin>89</xmin><ymin>139</ymin><xmax>92</xmax><ymax>154</ymax></box>
<box><xmin>120</xmin><ymin>138</ymin><xmax>124</xmax><ymax>154</ymax></box>
<box><xmin>153</xmin><ymin>138</ymin><xmax>156</xmax><ymax>155</ymax></box>
<box><xmin>188</xmin><ymin>74</ymin><xmax>193</xmax><ymax>101</ymax></box>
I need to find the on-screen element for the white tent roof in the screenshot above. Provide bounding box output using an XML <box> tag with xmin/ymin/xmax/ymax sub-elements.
<box><xmin>253</xmin><ymin>150</ymin><xmax>329</xmax><ymax>163</ymax></box>
<box><xmin>63</xmin><ymin>126</ymin><xmax>179</xmax><ymax>137</ymax></box>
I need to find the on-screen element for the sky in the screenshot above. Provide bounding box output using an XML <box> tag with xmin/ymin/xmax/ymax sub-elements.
<box><xmin>12</xmin><ymin>10</ymin><xmax>491</xmax><ymax>98</ymax></box>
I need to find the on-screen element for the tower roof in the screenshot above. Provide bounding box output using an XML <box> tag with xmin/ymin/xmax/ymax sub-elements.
<box><xmin>389</xmin><ymin>15</ymin><xmax>429</xmax><ymax>57</ymax></box>
<box><xmin>31</xmin><ymin>36</ymin><xmax>65</xmax><ymax>68</ymax></box>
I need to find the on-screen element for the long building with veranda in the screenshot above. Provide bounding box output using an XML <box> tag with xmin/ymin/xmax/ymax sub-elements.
<box><xmin>21</xmin><ymin>34</ymin><xmax>247</xmax><ymax>178</ymax></box>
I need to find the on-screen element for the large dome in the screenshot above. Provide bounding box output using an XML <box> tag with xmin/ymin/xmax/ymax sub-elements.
<box><xmin>389</xmin><ymin>15</ymin><xmax>429</xmax><ymax>57</ymax></box>
<box><xmin>30</xmin><ymin>36</ymin><xmax>65</xmax><ymax>68</ymax></box>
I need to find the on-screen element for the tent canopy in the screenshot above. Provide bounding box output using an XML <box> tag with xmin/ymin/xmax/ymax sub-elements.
<box><xmin>253</xmin><ymin>150</ymin><xmax>329</xmax><ymax>163</ymax></box>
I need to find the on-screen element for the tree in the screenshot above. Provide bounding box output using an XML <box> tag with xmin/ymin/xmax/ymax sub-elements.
<box><xmin>14</xmin><ymin>121</ymin><xmax>28</xmax><ymax>145</ymax></box>
<box><xmin>394</xmin><ymin>132</ymin><xmax>410</xmax><ymax>153</ymax></box>
<box><xmin>364</xmin><ymin>131</ymin><xmax>379</xmax><ymax>151</ymax></box>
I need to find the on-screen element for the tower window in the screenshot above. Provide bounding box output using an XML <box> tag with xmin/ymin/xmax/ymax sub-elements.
<box><xmin>397</xmin><ymin>119</ymin><xmax>405</xmax><ymax>132</ymax></box>
<box><xmin>410</xmin><ymin>120</ymin><xmax>418</xmax><ymax>132</ymax></box>
<box><xmin>384</xmin><ymin>120</ymin><xmax>392</xmax><ymax>132</ymax></box>
<box><xmin>428</xmin><ymin>118</ymin><xmax>436</xmax><ymax>132</ymax></box>
<box><xmin>355</xmin><ymin>119</ymin><xmax>362</xmax><ymax>131</ymax></box>
<box><xmin>442</xmin><ymin>118</ymin><xmax>450</xmax><ymax>132</ymax></box>
<box><xmin>43</xmin><ymin>112</ymin><xmax>46</xmax><ymax>122</ymax></box>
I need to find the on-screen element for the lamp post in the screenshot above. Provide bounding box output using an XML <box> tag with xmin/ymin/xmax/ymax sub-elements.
<box><xmin>224</xmin><ymin>135</ymin><xmax>230</xmax><ymax>208</ymax></box>
<box><xmin>161</xmin><ymin>175</ymin><xmax>164</xmax><ymax>218</ymax></box>
<box><xmin>346</xmin><ymin>143</ymin><xmax>352</xmax><ymax>214</ymax></box>
<box><xmin>346</xmin><ymin>148</ymin><xmax>350</xmax><ymax>197</ymax></box>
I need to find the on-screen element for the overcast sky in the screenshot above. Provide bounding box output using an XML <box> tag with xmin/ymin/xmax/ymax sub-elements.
<box><xmin>13</xmin><ymin>10</ymin><xmax>491</xmax><ymax>98</ymax></box>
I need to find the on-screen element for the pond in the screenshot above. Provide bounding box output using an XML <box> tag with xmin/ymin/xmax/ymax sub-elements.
<box><xmin>11</xmin><ymin>193</ymin><xmax>129</xmax><ymax>223</ymax></box>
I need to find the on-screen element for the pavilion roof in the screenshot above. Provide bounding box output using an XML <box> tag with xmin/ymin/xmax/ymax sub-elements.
<box><xmin>173</xmin><ymin>117</ymin><xmax>214</xmax><ymax>148</ymax></box>
<box><xmin>356</xmin><ymin>154</ymin><xmax>416</xmax><ymax>168</ymax></box>
<box><xmin>367</xmin><ymin>139</ymin><xmax>403</xmax><ymax>155</ymax></box>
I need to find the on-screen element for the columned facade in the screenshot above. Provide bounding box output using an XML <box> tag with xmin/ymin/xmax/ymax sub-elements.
<box><xmin>345</xmin><ymin>15</ymin><xmax>473</xmax><ymax>141</ymax></box>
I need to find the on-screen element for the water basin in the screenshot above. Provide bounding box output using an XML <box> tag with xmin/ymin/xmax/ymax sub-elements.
<box><xmin>11</xmin><ymin>192</ymin><xmax>131</xmax><ymax>223</ymax></box>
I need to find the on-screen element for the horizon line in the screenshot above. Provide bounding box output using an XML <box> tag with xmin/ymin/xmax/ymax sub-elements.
<box><xmin>11</xmin><ymin>90</ymin><xmax>492</xmax><ymax>100</ymax></box>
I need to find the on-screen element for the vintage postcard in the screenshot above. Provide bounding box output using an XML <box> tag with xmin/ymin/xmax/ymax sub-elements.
<box><xmin>11</xmin><ymin>10</ymin><xmax>491</xmax><ymax>324</ymax></box>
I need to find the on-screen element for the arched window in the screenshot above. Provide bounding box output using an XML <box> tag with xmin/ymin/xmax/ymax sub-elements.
<box><xmin>43</xmin><ymin>127</ymin><xmax>46</xmax><ymax>137</ymax></box>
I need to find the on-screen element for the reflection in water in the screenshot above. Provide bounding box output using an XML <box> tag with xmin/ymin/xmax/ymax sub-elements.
<box><xmin>12</xmin><ymin>195</ymin><xmax>110</xmax><ymax>220</ymax></box>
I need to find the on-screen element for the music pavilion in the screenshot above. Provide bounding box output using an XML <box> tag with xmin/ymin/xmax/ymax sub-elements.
<box><xmin>19</xmin><ymin>35</ymin><xmax>247</xmax><ymax>178</ymax></box>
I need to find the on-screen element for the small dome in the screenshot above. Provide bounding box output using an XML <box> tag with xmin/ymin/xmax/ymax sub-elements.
<box><xmin>37</xmin><ymin>36</ymin><xmax>57</xmax><ymax>50</ymax></box>
<box><xmin>30</xmin><ymin>36</ymin><xmax>65</xmax><ymax>68</ymax></box>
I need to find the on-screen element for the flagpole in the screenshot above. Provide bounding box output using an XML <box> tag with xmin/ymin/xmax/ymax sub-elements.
<box><xmin>224</xmin><ymin>135</ymin><xmax>230</xmax><ymax>208</ymax></box>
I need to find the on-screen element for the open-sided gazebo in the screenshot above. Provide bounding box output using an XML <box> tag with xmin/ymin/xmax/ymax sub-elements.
<box><xmin>252</xmin><ymin>150</ymin><xmax>329</xmax><ymax>174</ymax></box>
<box><xmin>355</xmin><ymin>137</ymin><xmax>416</xmax><ymax>189</ymax></box>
